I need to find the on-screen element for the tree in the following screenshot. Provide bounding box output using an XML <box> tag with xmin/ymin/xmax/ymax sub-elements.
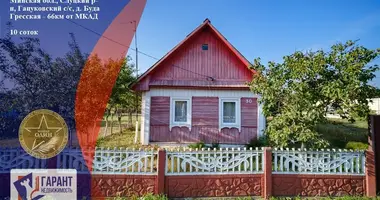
<box><xmin>74</xmin><ymin>54</ymin><xmax>125</xmax><ymax>147</ymax></box>
<box><xmin>0</xmin><ymin>24</ymin><xmax>86</xmax><ymax>141</ymax></box>
<box><xmin>372</xmin><ymin>87</ymin><xmax>380</xmax><ymax>98</ymax></box>
<box><xmin>249</xmin><ymin>40</ymin><xmax>380</xmax><ymax>148</ymax></box>
<box><xmin>104</xmin><ymin>56</ymin><xmax>137</xmax><ymax>136</ymax></box>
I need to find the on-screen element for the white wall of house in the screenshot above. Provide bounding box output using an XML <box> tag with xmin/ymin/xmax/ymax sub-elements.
<box><xmin>325</xmin><ymin>98</ymin><xmax>380</xmax><ymax>119</ymax></box>
<box><xmin>139</xmin><ymin>88</ymin><xmax>266</xmax><ymax>145</ymax></box>
<box><xmin>140</xmin><ymin>91</ymin><xmax>151</xmax><ymax>145</ymax></box>
<box><xmin>369</xmin><ymin>98</ymin><xmax>380</xmax><ymax>114</ymax></box>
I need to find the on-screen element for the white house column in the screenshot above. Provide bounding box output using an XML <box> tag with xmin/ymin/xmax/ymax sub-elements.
<box><xmin>140</xmin><ymin>91</ymin><xmax>150</xmax><ymax>145</ymax></box>
<box><xmin>257</xmin><ymin>97</ymin><xmax>266</xmax><ymax>138</ymax></box>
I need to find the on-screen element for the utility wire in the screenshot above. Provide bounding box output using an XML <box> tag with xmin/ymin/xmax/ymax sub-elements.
<box><xmin>34</xmin><ymin>2</ymin><xmax>213</xmax><ymax>79</ymax></box>
<box><xmin>62</xmin><ymin>16</ymin><xmax>213</xmax><ymax>79</ymax></box>
<box><xmin>59</xmin><ymin>17</ymin><xmax>216</xmax><ymax>133</ymax></box>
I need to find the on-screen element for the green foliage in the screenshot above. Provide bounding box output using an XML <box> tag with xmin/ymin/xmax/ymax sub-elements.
<box><xmin>269</xmin><ymin>196</ymin><xmax>380</xmax><ymax>200</ymax></box>
<box><xmin>138</xmin><ymin>193</ymin><xmax>168</xmax><ymax>200</ymax></box>
<box><xmin>249</xmin><ymin>40</ymin><xmax>380</xmax><ymax>148</ymax></box>
<box><xmin>346</xmin><ymin>141</ymin><xmax>369</xmax><ymax>150</ymax></box>
<box><xmin>108</xmin><ymin>56</ymin><xmax>138</xmax><ymax>112</ymax></box>
<box><xmin>211</xmin><ymin>141</ymin><xmax>220</xmax><ymax>149</ymax></box>
<box><xmin>0</xmin><ymin>28</ymin><xmax>86</xmax><ymax>137</ymax></box>
<box><xmin>316</xmin><ymin>118</ymin><xmax>367</xmax><ymax>149</ymax></box>
<box><xmin>188</xmin><ymin>141</ymin><xmax>205</xmax><ymax>149</ymax></box>
<box><xmin>95</xmin><ymin>137</ymin><xmax>105</xmax><ymax>146</ymax></box>
<box><xmin>104</xmin><ymin>56</ymin><xmax>139</xmax><ymax>134</ymax></box>
<box><xmin>246</xmin><ymin>135</ymin><xmax>269</xmax><ymax>148</ymax></box>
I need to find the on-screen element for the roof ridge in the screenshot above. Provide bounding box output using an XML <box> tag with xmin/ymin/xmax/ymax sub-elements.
<box><xmin>130</xmin><ymin>19</ymin><xmax>253</xmax><ymax>90</ymax></box>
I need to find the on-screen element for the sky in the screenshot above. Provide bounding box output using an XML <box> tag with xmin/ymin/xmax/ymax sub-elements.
<box><xmin>0</xmin><ymin>0</ymin><xmax>380</xmax><ymax>86</ymax></box>
<box><xmin>133</xmin><ymin>0</ymin><xmax>380</xmax><ymax>86</ymax></box>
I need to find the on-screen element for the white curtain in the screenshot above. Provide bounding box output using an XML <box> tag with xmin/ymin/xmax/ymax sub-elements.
<box><xmin>175</xmin><ymin>101</ymin><xmax>187</xmax><ymax>122</ymax></box>
<box><xmin>223</xmin><ymin>102</ymin><xmax>236</xmax><ymax>123</ymax></box>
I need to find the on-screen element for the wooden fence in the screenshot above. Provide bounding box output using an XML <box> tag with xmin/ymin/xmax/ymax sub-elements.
<box><xmin>0</xmin><ymin>147</ymin><xmax>375</xmax><ymax>199</ymax></box>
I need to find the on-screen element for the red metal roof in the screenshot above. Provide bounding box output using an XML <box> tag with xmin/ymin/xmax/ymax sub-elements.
<box><xmin>131</xmin><ymin>18</ymin><xmax>254</xmax><ymax>91</ymax></box>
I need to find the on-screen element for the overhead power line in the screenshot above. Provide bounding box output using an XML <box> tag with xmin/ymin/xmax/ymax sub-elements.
<box><xmin>33</xmin><ymin>2</ymin><xmax>213</xmax><ymax>79</ymax></box>
<box><xmin>62</xmin><ymin>16</ymin><xmax>213</xmax><ymax>79</ymax></box>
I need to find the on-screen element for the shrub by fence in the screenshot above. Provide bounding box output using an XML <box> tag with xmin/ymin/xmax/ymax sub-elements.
<box><xmin>0</xmin><ymin>147</ymin><xmax>375</xmax><ymax>199</ymax></box>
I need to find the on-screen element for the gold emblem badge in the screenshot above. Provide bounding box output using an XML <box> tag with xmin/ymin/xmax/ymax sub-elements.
<box><xmin>19</xmin><ymin>109</ymin><xmax>68</xmax><ymax>159</ymax></box>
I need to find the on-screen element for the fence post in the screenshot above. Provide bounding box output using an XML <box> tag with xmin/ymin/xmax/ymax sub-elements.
<box><xmin>156</xmin><ymin>148</ymin><xmax>166</xmax><ymax>195</ymax></box>
<box><xmin>366</xmin><ymin>149</ymin><xmax>376</xmax><ymax>197</ymax></box>
<box><xmin>263</xmin><ymin>147</ymin><xmax>272</xmax><ymax>199</ymax></box>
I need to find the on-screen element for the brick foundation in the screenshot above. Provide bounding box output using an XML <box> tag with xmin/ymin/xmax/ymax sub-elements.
<box><xmin>273</xmin><ymin>174</ymin><xmax>365</xmax><ymax>197</ymax></box>
<box><xmin>0</xmin><ymin>147</ymin><xmax>376</xmax><ymax>199</ymax></box>
<box><xmin>90</xmin><ymin>174</ymin><xmax>156</xmax><ymax>197</ymax></box>
<box><xmin>165</xmin><ymin>174</ymin><xmax>262</xmax><ymax>198</ymax></box>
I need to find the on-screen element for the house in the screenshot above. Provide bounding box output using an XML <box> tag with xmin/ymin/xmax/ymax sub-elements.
<box><xmin>131</xmin><ymin>19</ymin><xmax>265</xmax><ymax>145</ymax></box>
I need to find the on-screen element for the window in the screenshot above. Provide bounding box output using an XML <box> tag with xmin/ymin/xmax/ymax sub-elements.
<box><xmin>223</xmin><ymin>102</ymin><xmax>236</xmax><ymax>123</ymax></box>
<box><xmin>202</xmin><ymin>44</ymin><xmax>208</xmax><ymax>50</ymax></box>
<box><xmin>170</xmin><ymin>97</ymin><xmax>192</xmax><ymax>131</ymax></box>
<box><xmin>219</xmin><ymin>98</ymin><xmax>241</xmax><ymax>131</ymax></box>
<box><xmin>174</xmin><ymin>101</ymin><xmax>187</xmax><ymax>122</ymax></box>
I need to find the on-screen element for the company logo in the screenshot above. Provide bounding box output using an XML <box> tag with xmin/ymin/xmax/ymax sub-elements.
<box><xmin>13</xmin><ymin>173</ymin><xmax>44</xmax><ymax>200</ymax></box>
<box><xmin>18</xmin><ymin>109</ymin><xmax>69</xmax><ymax>159</ymax></box>
<box><xmin>11</xmin><ymin>169</ymin><xmax>77</xmax><ymax>200</ymax></box>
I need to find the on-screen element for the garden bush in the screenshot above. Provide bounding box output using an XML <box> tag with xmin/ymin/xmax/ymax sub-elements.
<box><xmin>345</xmin><ymin>141</ymin><xmax>369</xmax><ymax>151</ymax></box>
<box><xmin>246</xmin><ymin>135</ymin><xmax>269</xmax><ymax>148</ymax></box>
<box><xmin>188</xmin><ymin>141</ymin><xmax>205</xmax><ymax>149</ymax></box>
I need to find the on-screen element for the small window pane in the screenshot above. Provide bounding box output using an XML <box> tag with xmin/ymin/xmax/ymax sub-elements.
<box><xmin>223</xmin><ymin>102</ymin><xmax>236</xmax><ymax>123</ymax></box>
<box><xmin>202</xmin><ymin>44</ymin><xmax>208</xmax><ymax>50</ymax></box>
<box><xmin>175</xmin><ymin>101</ymin><xmax>187</xmax><ymax>122</ymax></box>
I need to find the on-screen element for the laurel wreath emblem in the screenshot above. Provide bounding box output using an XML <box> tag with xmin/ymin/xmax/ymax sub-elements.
<box><xmin>33</xmin><ymin>135</ymin><xmax>60</xmax><ymax>154</ymax></box>
<box><xmin>19</xmin><ymin>109</ymin><xmax>68</xmax><ymax>159</ymax></box>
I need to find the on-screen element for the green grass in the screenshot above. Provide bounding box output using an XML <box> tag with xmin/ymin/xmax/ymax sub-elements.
<box><xmin>99</xmin><ymin>114</ymin><xmax>141</xmax><ymax>139</ymax></box>
<box><xmin>270</xmin><ymin>197</ymin><xmax>380</xmax><ymax>200</ymax></box>
<box><xmin>317</xmin><ymin>118</ymin><xmax>368</xmax><ymax>150</ymax></box>
<box><xmin>100</xmin><ymin>115</ymin><xmax>141</xmax><ymax>127</ymax></box>
<box><xmin>96</xmin><ymin>128</ymin><xmax>158</xmax><ymax>149</ymax></box>
<box><xmin>97</xmin><ymin>117</ymin><xmax>369</xmax><ymax>150</ymax></box>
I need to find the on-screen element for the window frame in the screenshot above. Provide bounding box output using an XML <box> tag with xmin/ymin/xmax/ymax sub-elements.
<box><xmin>202</xmin><ymin>44</ymin><xmax>209</xmax><ymax>50</ymax></box>
<box><xmin>170</xmin><ymin>97</ymin><xmax>192</xmax><ymax>131</ymax></box>
<box><xmin>219</xmin><ymin>97</ymin><xmax>241</xmax><ymax>132</ymax></box>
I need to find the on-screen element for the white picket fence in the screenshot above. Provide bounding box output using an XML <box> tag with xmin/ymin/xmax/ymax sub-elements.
<box><xmin>0</xmin><ymin>147</ymin><xmax>366</xmax><ymax>176</ymax></box>
<box><xmin>57</xmin><ymin>147</ymin><xmax>158</xmax><ymax>175</ymax></box>
<box><xmin>166</xmin><ymin>148</ymin><xmax>264</xmax><ymax>175</ymax></box>
<box><xmin>272</xmin><ymin>148</ymin><xmax>366</xmax><ymax>175</ymax></box>
<box><xmin>0</xmin><ymin>147</ymin><xmax>47</xmax><ymax>172</ymax></box>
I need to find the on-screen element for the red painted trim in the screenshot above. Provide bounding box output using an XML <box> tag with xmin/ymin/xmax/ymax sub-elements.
<box><xmin>365</xmin><ymin>150</ymin><xmax>376</xmax><ymax>197</ymax></box>
<box><xmin>157</xmin><ymin>149</ymin><xmax>166</xmax><ymax>194</ymax></box>
<box><xmin>264</xmin><ymin>147</ymin><xmax>272</xmax><ymax>198</ymax></box>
